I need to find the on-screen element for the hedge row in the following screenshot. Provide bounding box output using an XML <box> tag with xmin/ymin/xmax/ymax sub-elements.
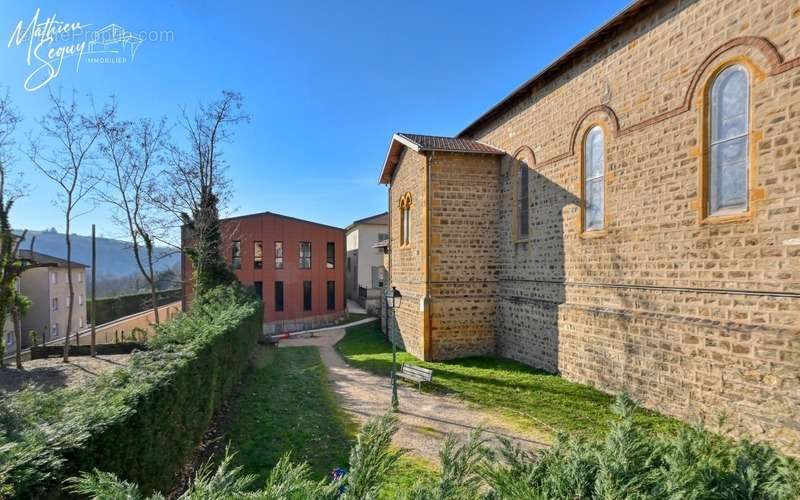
<box><xmin>0</xmin><ymin>285</ymin><xmax>262</xmax><ymax>498</ymax></box>
<box><xmin>88</xmin><ymin>288</ymin><xmax>183</xmax><ymax>326</ymax></box>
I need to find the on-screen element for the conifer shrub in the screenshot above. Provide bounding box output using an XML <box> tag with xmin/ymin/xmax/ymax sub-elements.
<box><xmin>0</xmin><ymin>284</ymin><xmax>261</xmax><ymax>498</ymax></box>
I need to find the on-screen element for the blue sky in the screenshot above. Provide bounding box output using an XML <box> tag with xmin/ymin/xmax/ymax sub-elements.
<box><xmin>2</xmin><ymin>0</ymin><xmax>629</xmax><ymax>239</ymax></box>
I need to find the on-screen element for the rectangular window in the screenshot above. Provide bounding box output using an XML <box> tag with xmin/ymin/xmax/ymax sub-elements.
<box><xmin>378</xmin><ymin>233</ymin><xmax>389</xmax><ymax>242</ymax></box>
<box><xmin>254</xmin><ymin>241</ymin><xmax>263</xmax><ymax>269</ymax></box>
<box><xmin>79</xmin><ymin>317</ymin><xmax>83</xmax><ymax>328</ymax></box>
<box><xmin>299</xmin><ymin>242</ymin><xmax>312</xmax><ymax>269</ymax></box>
<box><xmin>274</xmin><ymin>241</ymin><xmax>284</xmax><ymax>269</ymax></box>
<box><xmin>78</xmin><ymin>294</ymin><xmax>83</xmax><ymax>305</ymax></box>
<box><xmin>78</xmin><ymin>271</ymin><xmax>83</xmax><ymax>283</ymax></box>
<box><xmin>327</xmin><ymin>281</ymin><xmax>336</xmax><ymax>310</ymax></box>
<box><xmin>303</xmin><ymin>280</ymin><xmax>312</xmax><ymax>311</ymax></box>
<box><xmin>52</xmin><ymin>297</ymin><xmax>58</xmax><ymax>311</ymax></box>
<box><xmin>231</xmin><ymin>240</ymin><xmax>242</xmax><ymax>269</ymax></box>
<box><xmin>50</xmin><ymin>271</ymin><xmax>57</xmax><ymax>284</ymax></box>
<box><xmin>326</xmin><ymin>242</ymin><xmax>335</xmax><ymax>269</ymax></box>
<box><xmin>254</xmin><ymin>281</ymin><xmax>263</xmax><ymax>300</ymax></box>
<box><xmin>347</xmin><ymin>256</ymin><xmax>351</xmax><ymax>272</ymax></box>
<box><xmin>274</xmin><ymin>281</ymin><xmax>284</xmax><ymax>311</ymax></box>
<box><xmin>52</xmin><ymin>323</ymin><xmax>59</xmax><ymax>337</ymax></box>
<box><xmin>67</xmin><ymin>296</ymin><xmax>71</xmax><ymax>308</ymax></box>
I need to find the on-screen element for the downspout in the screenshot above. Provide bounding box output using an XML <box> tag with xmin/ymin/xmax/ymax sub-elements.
<box><xmin>386</xmin><ymin>184</ymin><xmax>392</xmax><ymax>336</ymax></box>
<box><xmin>423</xmin><ymin>151</ymin><xmax>433</xmax><ymax>361</ymax></box>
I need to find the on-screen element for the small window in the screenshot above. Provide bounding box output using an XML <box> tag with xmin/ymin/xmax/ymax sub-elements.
<box><xmin>79</xmin><ymin>317</ymin><xmax>83</xmax><ymax>328</ymax></box>
<box><xmin>299</xmin><ymin>242</ymin><xmax>312</xmax><ymax>269</ymax></box>
<box><xmin>78</xmin><ymin>294</ymin><xmax>83</xmax><ymax>305</ymax></box>
<box><xmin>378</xmin><ymin>233</ymin><xmax>389</xmax><ymax>242</ymax></box>
<box><xmin>303</xmin><ymin>280</ymin><xmax>312</xmax><ymax>311</ymax></box>
<box><xmin>67</xmin><ymin>296</ymin><xmax>71</xmax><ymax>307</ymax></box>
<box><xmin>254</xmin><ymin>241</ymin><xmax>263</xmax><ymax>269</ymax></box>
<box><xmin>77</xmin><ymin>272</ymin><xmax>83</xmax><ymax>283</ymax></box>
<box><xmin>52</xmin><ymin>323</ymin><xmax>59</xmax><ymax>337</ymax></box>
<box><xmin>326</xmin><ymin>242</ymin><xmax>335</xmax><ymax>269</ymax></box>
<box><xmin>52</xmin><ymin>297</ymin><xmax>58</xmax><ymax>311</ymax></box>
<box><xmin>708</xmin><ymin>64</ymin><xmax>749</xmax><ymax>216</ymax></box>
<box><xmin>50</xmin><ymin>271</ymin><xmax>57</xmax><ymax>284</ymax></box>
<box><xmin>254</xmin><ymin>281</ymin><xmax>263</xmax><ymax>300</ymax></box>
<box><xmin>274</xmin><ymin>241</ymin><xmax>284</xmax><ymax>269</ymax></box>
<box><xmin>231</xmin><ymin>240</ymin><xmax>242</xmax><ymax>269</ymax></box>
<box><xmin>274</xmin><ymin>281</ymin><xmax>284</xmax><ymax>311</ymax></box>
<box><xmin>327</xmin><ymin>281</ymin><xmax>336</xmax><ymax>310</ymax></box>
<box><xmin>583</xmin><ymin>126</ymin><xmax>605</xmax><ymax>231</ymax></box>
<box><xmin>399</xmin><ymin>193</ymin><xmax>412</xmax><ymax>246</ymax></box>
<box><xmin>516</xmin><ymin>162</ymin><xmax>529</xmax><ymax>239</ymax></box>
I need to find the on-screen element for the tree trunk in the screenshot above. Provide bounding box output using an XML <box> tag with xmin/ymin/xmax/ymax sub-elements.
<box><xmin>63</xmin><ymin>217</ymin><xmax>73</xmax><ymax>363</ymax></box>
<box><xmin>91</xmin><ymin>224</ymin><xmax>96</xmax><ymax>357</ymax></box>
<box><xmin>147</xmin><ymin>244</ymin><xmax>160</xmax><ymax>326</ymax></box>
<box><xmin>12</xmin><ymin>301</ymin><xmax>22</xmax><ymax>369</ymax></box>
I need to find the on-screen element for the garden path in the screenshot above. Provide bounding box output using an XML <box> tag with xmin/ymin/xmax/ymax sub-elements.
<box><xmin>279</xmin><ymin>329</ymin><xmax>548</xmax><ymax>464</ymax></box>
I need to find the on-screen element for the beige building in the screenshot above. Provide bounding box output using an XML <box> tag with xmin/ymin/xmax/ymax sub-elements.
<box><xmin>378</xmin><ymin>0</ymin><xmax>800</xmax><ymax>455</ymax></box>
<box><xmin>19</xmin><ymin>250</ymin><xmax>88</xmax><ymax>346</ymax></box>
<box><xmin>345</xmin><ymin>212</ymin><xmax>388</xmax><ymax>312</ymax></box>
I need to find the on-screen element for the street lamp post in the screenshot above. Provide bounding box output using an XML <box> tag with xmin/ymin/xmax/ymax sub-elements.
<box><xmin>385</xmin><ymin>286</ymin><xmax>402</xmax><ymax>411</ymax></box>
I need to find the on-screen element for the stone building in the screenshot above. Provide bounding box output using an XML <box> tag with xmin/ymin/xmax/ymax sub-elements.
<box><xmin>378</xmin><ymin>0</ymin><xmax>800</xmax><ymax>454</ymax></box>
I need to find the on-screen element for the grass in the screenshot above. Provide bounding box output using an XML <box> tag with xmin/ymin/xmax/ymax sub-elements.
<box><xmin>222</xmin><ymin>345</ymin><xmax>356</xmax><ymax>482</ymax></box>
<box><xmin>221</xmin><ymin>342</ymin><xmax>439</xmax><ymax>493</ymax></box>
<box><xmin>336</xmin><ymin>322</ymin><xmax>685</xmax><ymax>441</ymax></box>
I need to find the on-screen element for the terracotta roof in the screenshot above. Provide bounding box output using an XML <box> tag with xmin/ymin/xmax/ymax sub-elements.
<box><xmin>458</xmin><ymin>0</ymin><xmax>655</xmax><ymax>137</ymax></box>
<box><xmin>396</xmin><ymin>133</ymin><xmax>504</xmax><ymax>155</ymax></box>
<box><xmin>379</xmin><ymin>133</ymin><xmax>504</xmax><ymax>184</ymax></box>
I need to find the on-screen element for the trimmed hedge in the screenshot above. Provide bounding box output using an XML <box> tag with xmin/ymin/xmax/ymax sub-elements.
<box><xmin>88</xmin><ymin>288</ymin><xmax>182</xmax><ymax>326</ymax></box>
<box><xmin>0</xmin><ymin>285</ymin><xmax>262</xmax><ymax>498</ymax></box>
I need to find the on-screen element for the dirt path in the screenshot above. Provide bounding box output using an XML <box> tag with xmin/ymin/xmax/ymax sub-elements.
<box><xmin>280</xmin><ymin>329</ymin><xmax>548</xmax><ymax>464</ymax></box>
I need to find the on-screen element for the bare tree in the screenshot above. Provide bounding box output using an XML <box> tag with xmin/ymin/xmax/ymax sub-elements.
<box><xmin>152</xmin><ymin>91</ymin><xmax>249</xmax><ymax>297</ymax></box>
<box><xmin>98</xmin><ymin>106</ymin><xmax>170</xmax><ymax>325</ymax></box>
<box><xmin>0</xmin><ymin>89</ymin><xmax>26</xmax><ymax>368</ymax></box>
<box><xmin>26</xmin><ymin>88</ymin><xmax>107</xmax><ymax>363</ymax></box>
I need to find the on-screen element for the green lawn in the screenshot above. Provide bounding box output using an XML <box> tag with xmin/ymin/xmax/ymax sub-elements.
<box><xmin>221</xmin><ymin>343</ymin><xmax>437</xmax><ymax>492</ymax></box>
<box><xmin>336</xmin><ymin>322</ymin><xmax>684</xmax><ymax>441</ymax></box>
<box><xmin>222</xmin><ymin>345</ymin><xmax>356</xmax><ymax>482</ymax></box>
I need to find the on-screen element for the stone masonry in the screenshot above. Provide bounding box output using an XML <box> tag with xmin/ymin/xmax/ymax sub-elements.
<box><xmin>379</xmin><ymin>0</ymin><xmax>800</xmax><ymax>455</ymax></box>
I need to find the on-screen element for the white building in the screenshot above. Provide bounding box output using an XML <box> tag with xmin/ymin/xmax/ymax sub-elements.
<box><xmin>345</xmin><ymin>212</ymin><xmax>388</xmax><ymax>312</ymax></box>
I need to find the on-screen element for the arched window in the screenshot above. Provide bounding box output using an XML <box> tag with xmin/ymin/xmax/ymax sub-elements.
<box><xmin>708</xmin><ymin>65</ymin><xmax>749</xmax><ymax>216</ymax></box>
<box><xmin>516</xmin><ymin>161</ymin><xmax>529</xmax><ymax>239</ymax></box>
<box><xmin>399</xmin><ymin>193</ymin><xmax>412</xmax><ymax>246</ymax></box>
<box><xmin>583</xmin><ymin>126</ymin><xmax>605</xmax><ymax>231</ymax></box>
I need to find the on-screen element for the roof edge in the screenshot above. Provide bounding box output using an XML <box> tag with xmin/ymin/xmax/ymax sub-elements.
<box><xmin>458</xmin><ymin>0</ymin><xmax>654</xmax><ymax>138</ymax></box>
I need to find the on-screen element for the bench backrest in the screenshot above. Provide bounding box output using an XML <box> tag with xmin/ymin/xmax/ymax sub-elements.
<box><xmin>401</xmin><ymin>363</ymin><xmax>433</xmax><ymax>381</ymax></box>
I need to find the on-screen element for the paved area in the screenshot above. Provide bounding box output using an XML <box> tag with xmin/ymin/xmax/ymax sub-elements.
<box><xmin>346</xmin><ymin>299</ymin><xmax>366</xmax><ymax>314</ymax></box>
<box><xmin>280</xmin><ymin>329</ymin><xmax>548</xmax><ymax>464</ymax></box>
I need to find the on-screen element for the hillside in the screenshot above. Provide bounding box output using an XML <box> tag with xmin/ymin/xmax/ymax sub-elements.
<box><xmin>15</xmin><ymin>229</ymin><xmax>181</xmax><ymax>297</ymax></box>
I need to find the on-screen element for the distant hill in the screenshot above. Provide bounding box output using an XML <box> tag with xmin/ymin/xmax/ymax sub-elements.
<box><xmin>15</xmin><ymin>228</ymin><xmax>181</xmax><ymax>297</ymax></box>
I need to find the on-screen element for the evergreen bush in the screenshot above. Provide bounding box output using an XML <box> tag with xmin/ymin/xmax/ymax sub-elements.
<box><xmin>0</xmin><ymin>284</ymin><xmax>261</xmax><ymax>498</ymax></box>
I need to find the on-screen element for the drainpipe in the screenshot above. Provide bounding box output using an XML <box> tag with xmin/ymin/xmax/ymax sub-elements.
<box><xmin>423</xmin><ymin>151</ymin><xmax>433</xmax><ymax>361</ymax></box>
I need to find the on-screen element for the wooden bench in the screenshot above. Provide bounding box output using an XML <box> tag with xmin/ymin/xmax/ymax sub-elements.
<box><xmin>396</xmin><ymin>363</ymin><xmax>433</xmax><ymax>392</ymax></box>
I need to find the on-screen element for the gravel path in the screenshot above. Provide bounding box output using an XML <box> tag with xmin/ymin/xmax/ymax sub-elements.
<box><xmin>0</xmin><ymin>354</ymin><xmax>131</xmax><ymax>394</ymax></box>
<box><xmin>280</xmin><ymin>329</ymin><xmax>548</xmax><ymax>464</ymax></box>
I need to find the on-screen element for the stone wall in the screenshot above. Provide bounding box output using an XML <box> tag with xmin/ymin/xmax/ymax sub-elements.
<box><xmin>460</xmin><ymin>0</ymin><xmax>800</xmax><ymax>454</ymax></box>
<box><xmin>388</xmin><ymin>149</ymin><xmax>428</xmax><ymax>358</ymax></box>
<box><xmin>429</xmin><ymin>152</ymin><xmax>501</xmax><ymax>359</ymax></box>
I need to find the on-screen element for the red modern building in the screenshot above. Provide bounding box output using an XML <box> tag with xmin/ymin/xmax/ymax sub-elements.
<box><xmin>182</xmin><ymin>211</ymin><xmax>346</xmax><ymax>334</ymax></box>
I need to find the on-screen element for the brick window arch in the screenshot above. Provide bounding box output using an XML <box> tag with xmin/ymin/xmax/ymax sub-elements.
<box><xmin>399</xmin><ymin>192</ymin><xmax>412</xmax><ymax>247</ymax></box>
